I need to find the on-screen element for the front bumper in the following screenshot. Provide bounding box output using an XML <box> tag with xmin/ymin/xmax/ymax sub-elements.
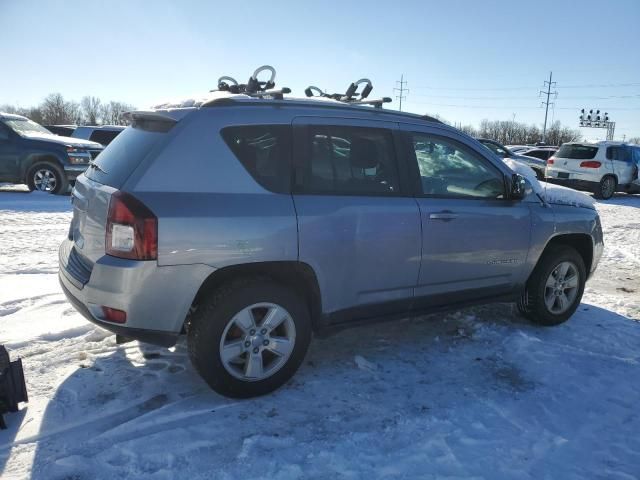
<box><xmin>58</xmin><ymin>239</ymin><xmax>215</xmax><ymax>347</ymax></box>
<box><xmin>63</xmin><ymin>164</ymin><xmax>89</xmax><ymax>181</ymax></box>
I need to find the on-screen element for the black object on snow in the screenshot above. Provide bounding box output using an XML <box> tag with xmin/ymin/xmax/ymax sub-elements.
<box><xmin>0</xmin><ymin>345</ymin><xmax>28</xmax><ymax>429</ymax></box>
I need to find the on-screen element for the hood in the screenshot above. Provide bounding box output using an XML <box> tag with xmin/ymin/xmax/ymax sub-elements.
<box><xmin>538</xmin><ymin>182</ymin><xmax>596</xmax><ymax>209</ymax></box>
<box><xmin>501</xmin><ymin>158</ymin><xmax>595</xmax><ymax>209</ymax></box>
<box><xmin>21</xmin><ymin>132</ymin><xmax>103</xmax><ymax>149</ymax></box>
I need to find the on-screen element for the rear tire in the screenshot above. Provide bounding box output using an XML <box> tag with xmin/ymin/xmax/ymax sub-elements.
<box><xmin>517</xmin><ymin>245</ymin><xmax>586</xmax><ymax>326</ymax></box>
<box><xmin>187</xmin><ymin>278</ymin><xmax>312</xmax><ymax>398</ymax></box>
<box><xmin>26</xmin><ymin>162</ymin><xmax>68</xmax><ymax>195</ymax></box>
<box><xmin>594</xmin><ymin>175</ymin><xmax>616</xmax><ymax>200</ymax></box>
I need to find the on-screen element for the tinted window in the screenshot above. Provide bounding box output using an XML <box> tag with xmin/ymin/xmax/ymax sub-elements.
<box><xmin>89</xmin><ymin>129</ymin><xmax>121</xmax><ymax>146</ymax></box>
<box><xmin>295</xmin><ymin>126</ymin><xmax>399</xmax><ymax>195</ymax></box>
<box><xmin>221</xmin><ymin>125</ymin><xmax>291</xmax><ymax>193</ymax></box>
<box><xmin>606</xmin><ymin>146</ymin><xmax>631</xmax><ymax>162</ymax></box>
<box><xmin>523</xmin><ymin>150</ymin><xmax>549</xmax><ymax>160</ymax></box>
<box><xmin>556</xmin><ymin>144</ymin><xmax>598</xmax><ymax>160</ymax></box>
<box><xmin>411</xmin><ymin>134</ymin><xmax>505</xmax><ymax>199</ymax></box>
<box><xmin>84</xmin><ymin>126</ymin><xmax>168</xmax><ymax>188</ymax></box>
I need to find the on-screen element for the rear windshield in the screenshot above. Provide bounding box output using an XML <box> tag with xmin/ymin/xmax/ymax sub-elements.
<box><xmin>556</xmin><ymin>144</ymin><xmax>599</xmax><ymax>160</ymax></box>
<box><xmin>84</xmin><ymin>127</ymin><xmax>167</xmax><ymax>188</ymax></box>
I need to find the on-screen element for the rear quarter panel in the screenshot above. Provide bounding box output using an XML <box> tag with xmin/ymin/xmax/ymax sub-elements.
<box><xmin>127</xmin><ymin>108</ymin><xmax>298</xmax><ymax>268</ymax></box>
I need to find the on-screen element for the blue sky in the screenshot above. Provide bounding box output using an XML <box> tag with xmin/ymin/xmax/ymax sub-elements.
<box><xmin>1</xmin><ymin>0</ymin><xmax>639</xmax><ymax>139</ymax></box>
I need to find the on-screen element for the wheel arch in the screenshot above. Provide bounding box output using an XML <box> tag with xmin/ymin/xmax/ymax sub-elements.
<box><xmin>21</xmin><ymin>153</ymin><xmax>66</xmax><ymax>183</ymax></box>
<box><xmin>189</xmin><ymin>261</ymin><xmax>323</xmax><ymax>332</ymax></box>
<box><xmin>536</xmin><ymin>233</ymin><xmax>594</xmax><ymax>277</ymax></box>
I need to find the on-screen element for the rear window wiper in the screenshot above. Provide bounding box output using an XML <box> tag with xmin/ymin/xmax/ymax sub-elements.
<box><xmin>88</xmin><ymin>161</ymin><xmax>107</xmax><ymax>174</ymax></box>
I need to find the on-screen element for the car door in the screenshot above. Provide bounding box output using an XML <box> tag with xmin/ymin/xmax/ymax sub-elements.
<box><xmin>291</xmin><ymin>117</ymin><xmax>421</xmax><ymax>322</ymax></box>
<box><xmin>0</xmin><ymin>124</ymin><xmax>21</xmax><ymax>181</ymax></box>
<box><xmin>608</xmin><ymin>145</ymin><xmax>634</xmax><ymax>184</ymax></box>
<box><xmin>401</xmin><ymin>126</ymin><xmax>532</xmax><ymax>307</ymax></box>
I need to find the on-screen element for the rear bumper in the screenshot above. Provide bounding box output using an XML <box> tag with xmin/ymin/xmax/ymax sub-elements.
<box><xmin>544</xmin><ymin>177</ymin><xmax>599</xmax><ymax>192</ymax></box>
<box><xmin>59</xmin><ymin>279</ymin><xmax>178</xmax><ymax>347</ymax></box>
<box><xmin>58</xmin><ymin>239</ymin><xmax>215</xmax><ymax>347</ymax></box>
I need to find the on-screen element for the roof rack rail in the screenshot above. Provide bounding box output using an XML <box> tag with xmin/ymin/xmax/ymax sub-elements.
<box><xmin>212</xmin><ymin>65</ymin><xmax>291</xmax><ymax>100</ymax></box>
<box><xmin>305</xmin><ymin>78</ymin><xmax>391</xmax><ymax>109</ymax></box>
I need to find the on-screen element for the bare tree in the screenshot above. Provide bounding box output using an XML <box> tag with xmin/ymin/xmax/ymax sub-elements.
<box><xmin>101</xmin><ymin>101</ymin><xmax>134</xmax><ymax>125</ymax></box>
<box><xmin>628</xmin><ymin>137</ymin><xmax>640</xmax><ymax>145</ymax></box>
<box><xmin>81</xmin><ymin>96</ymin><xmax>102</xmax><ymax>125</ymax></box>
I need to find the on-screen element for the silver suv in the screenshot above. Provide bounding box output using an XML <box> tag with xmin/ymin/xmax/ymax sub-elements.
<box><xmin>59</xmin><ymin>94</ymin><xmax>604</xmax><ymax>398</ymax></box>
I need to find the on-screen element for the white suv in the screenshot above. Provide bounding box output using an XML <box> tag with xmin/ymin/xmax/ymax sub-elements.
<box><xmin>546</xmin><ymin>141</ymin><xmax>640</xmax><ymax>199</ymax></box>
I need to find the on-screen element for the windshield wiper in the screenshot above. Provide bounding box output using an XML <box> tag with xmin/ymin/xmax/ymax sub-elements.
<box><xmin>88</xmin><ymin>161</ymin><xmax>107</xmax><ymax>174</ymax></box>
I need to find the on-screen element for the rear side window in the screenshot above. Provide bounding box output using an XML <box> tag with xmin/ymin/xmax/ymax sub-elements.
<box><xmin>295</xmin><ymin>125</ymin><xmax>399</xmax><ymax>195</ymax></box>
<box><xmin>606</xmin><ymin>146</ymin><xmax>631</xmax><ymax>162</ymax></box>
<box><xmin>556</xmin><ymin>144</ymin><xmax>598</xmax><ymax>160</ymax></box>
<box><xmin>221</xmin><ymin>125</ymin><xmax>291</xmax><ymax>193</ymax></box>
<box><xmin>89</xmin><ymin>129</ymin><xmax>121</xmax><ymax>146</ymax></box>
<box><xmin>84</xmin><ymin>127</ymin><xmax>167</xmax><ymax>188</ymax></box>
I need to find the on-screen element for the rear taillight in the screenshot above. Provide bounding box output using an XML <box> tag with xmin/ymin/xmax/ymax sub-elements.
<box><xmin>547</xmin><ymin>157</ymin><xmax>555</xmax><ymax>165</ymax></box>
<box><xmin>579</xmin><ymin>161</ymin><xmax>602</xmax><ymax>168</ymax></box>
<box><xmin>106</xmin><ymin>191</ymin><xmax>157</xmax><ymax>260</ymax></box>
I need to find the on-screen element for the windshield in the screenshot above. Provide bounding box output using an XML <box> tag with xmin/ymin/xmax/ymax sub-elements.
<box><xmin>556</xmin><ymin>144</ymin><xmax>599</xmax><ymax>160</ymax></box>
<box><xmin>3</xmin><ymin>118</ymin><xmax>52</xmax><ymax>136</ymax></box>
<box><xmin>480</xmin><ymin>140</ymin><xmax>511</xmax><ymax>158</ymax></box>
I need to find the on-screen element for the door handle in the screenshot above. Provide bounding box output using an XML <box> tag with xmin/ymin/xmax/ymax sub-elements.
<box><xmin>429</xmin><ymin>211</ymin><xmax>458</xmax><ymax>221</ymax></box>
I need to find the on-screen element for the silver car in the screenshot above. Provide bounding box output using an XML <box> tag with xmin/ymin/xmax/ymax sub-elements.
<box><xmin>59</xmin><ymin>96</ymin><xmax>603</xmax><ymax>398</ymax></box>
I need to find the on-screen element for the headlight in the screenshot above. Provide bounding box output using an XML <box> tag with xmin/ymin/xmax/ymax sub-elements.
<box><xmin>66</xmin><ymin>146</ymin><xmax>91</xmax><ymax>164</ymax></box>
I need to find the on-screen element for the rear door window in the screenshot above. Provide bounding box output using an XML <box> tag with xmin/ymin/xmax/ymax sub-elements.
<box><xmin>607</xmin><ymin>146</ymin><xmax>631</xmax><ymax>162</ymax></box>
<box><xmin>294</xmin><ymin>125</ymin><xmax>400</xmax><ymax>196</ymax></box>
<box><xmin>556</xmin><ymin>144</ymin><xmax>599</xmax><ymax>160</ymax></box>
<box><xmin>221</xmin><ymin>125</ymin><xmax>291</xmax><ymax>193</ymax></box>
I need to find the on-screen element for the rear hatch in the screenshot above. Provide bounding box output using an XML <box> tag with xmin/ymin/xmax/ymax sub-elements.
<box><xmin>550</xmin><ymin>144</ymin><xmax>602</xmax><ymax>175</ymax></box>
<box><xmin>68</xmin><ymin>113</ymin><xmax>179</xmax><ymax>269</ymax></box>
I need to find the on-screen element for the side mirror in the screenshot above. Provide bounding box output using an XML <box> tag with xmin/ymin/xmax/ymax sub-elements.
<box><xmin>510</xmin><ymin>173</ymin><xmax>527</xmax><ymax>200</ymax></box>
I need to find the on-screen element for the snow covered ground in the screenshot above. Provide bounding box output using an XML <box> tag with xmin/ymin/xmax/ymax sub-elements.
<box><xmin>0</xmin><ymin>185</ymin><xmax>639</xmax><ymax>480</ymax></box>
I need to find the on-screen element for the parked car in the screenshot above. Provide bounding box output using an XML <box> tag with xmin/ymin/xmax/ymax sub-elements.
<box><xmin>506</xmin><ymin>145</ymin><xmax>534</xmax><ymax>153</ymax></box>
<box><xmin>44</xmin><ymin>125</ymin><xmax>77</xmax><ymax>137</ymax></box>
<box><xmin>546</xmin><ymin>141</ymin><xmax>640</xmax><ymax>199</ymax></box>
<box><xmin>59</xmin><ymin>96</ymin><xmax>603</xmax><ymax>398</ymax></box>
<box><xmin>520</xmin><ymin>146</ymin><xmax>558</xmax><ymax>162</ymax></box>
<box><xmin>477</xmin><ymin>138</ymin><xmax>547</xmax><ymax>179</ymax></box>
<box><xmin>0</xmin><ymin>113</ymin><xmax>103</xmax><ymax>194</ymax></box>
<box><xmin>71</xmin><ymin>125</ymin><xmax>125</xmax><ymax>147</ymax></box>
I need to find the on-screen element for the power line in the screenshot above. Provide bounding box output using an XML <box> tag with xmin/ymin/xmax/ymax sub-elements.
<box><xmin>410</xmin><ymin>93</ymin><xmax>640</xmax><ymax>100</ymax></box>
<box><xmin>540</xmin><ymin>71</ymin><xmax>557</xmax><ymax>142</ymax></box>
<box><xmin>404</xmin><ymin>100</ymin><xmax>640</xmax><ymax>111</ymax></box>
<box><xmin>411</xmin><ymin>82</ymin><xmax>640</xmax><ymax>91</ymax></box>
<box><xmin>394</xmin><ymin>74</ymin><xmax>408</xmax><ymax>112</ymax></box>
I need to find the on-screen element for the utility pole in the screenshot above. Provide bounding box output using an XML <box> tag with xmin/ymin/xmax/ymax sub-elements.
<box><xmin>540</xmin><ymin>71</ymin><xmax>557</xmax><ymax>143</ymax></box>
<box><xmin>394</xmin><ymin>74</ymin><xmax>408</xmax><ymax>111</ymax></box>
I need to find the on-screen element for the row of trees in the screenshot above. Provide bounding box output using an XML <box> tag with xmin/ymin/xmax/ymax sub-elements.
<box><xmin>1</xmin><ymin>93</ymin><xmax>135</xmax><ymax>126</ymax></box>
<box><xmin>454</xmin><ymin>119</ymin><xmax>582</xmax><ymax>146</ymax></box>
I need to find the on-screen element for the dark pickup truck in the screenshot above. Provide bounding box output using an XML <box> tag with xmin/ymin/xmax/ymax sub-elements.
<box><xmin>0</xmin><ymin>113</ymin><xmax>103</xmax><ymax>194</ymax></box>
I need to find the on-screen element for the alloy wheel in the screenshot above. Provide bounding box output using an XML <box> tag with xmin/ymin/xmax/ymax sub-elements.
<box><xmin>544</xmin><ymin>261</ymin><xmax>580</xmax><ymax>314</ymax></box>
<box><xmin>219</xmin><ymin>302</ymin><xmax>296</xmax><ymax>381</ymax></box>
<box><xmin>33</xmin><ymin>169</ymin><xmax>57</xmax><ymax>192</ymax></box>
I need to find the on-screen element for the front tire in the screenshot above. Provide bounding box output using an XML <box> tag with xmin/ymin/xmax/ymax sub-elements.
<box><xmin>517</xmin><ymin>246</ymin><xmax>586</xmax><ymax>326</ymax></box>
<box><xmin>26</xmin><ymin>162</ymin><xmax>68</xmax><ymax>195</ymax></box>
<box><xmin>594</xmin><ymin>175</ymin><xmax>616</xmax><ymax>200</ymax></box>
<box><xmin>187</xmin><ymin>278</ymin><xmax>312</xmax><ymax>398</ymax></box>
